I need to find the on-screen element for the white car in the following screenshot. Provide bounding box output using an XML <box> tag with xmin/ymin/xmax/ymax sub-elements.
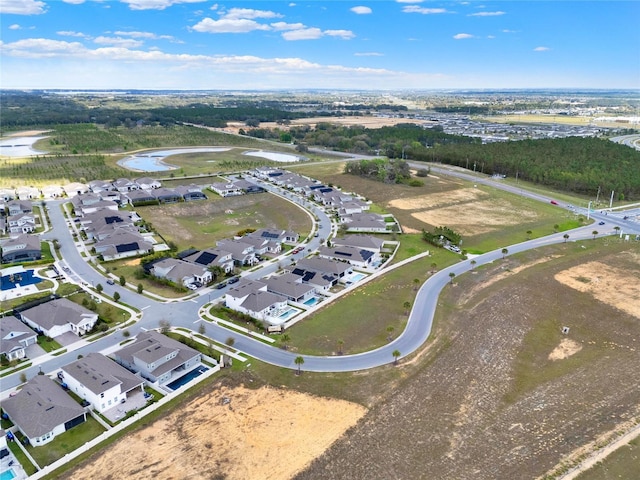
<box><xmin>187</xmin><ymin>284</ymin><xmax>198</xmax><ymax>290</ymax></box>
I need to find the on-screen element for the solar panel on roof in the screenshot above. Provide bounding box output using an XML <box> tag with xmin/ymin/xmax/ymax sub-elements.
<box><xmin>116</xmin><ymin>242</ymin><xmax>139</xmax><ymax>253</ymax></box>
<box><xmin>195</xmin><ymin>252</ymin><xmax>217</xmax><ymax>265</ymax></box>
<box><xmin>104</xmin><ymin>216</ymin><xmax>123</xmax><ymax>224</ymax></box>
<box><xmin>261</xmin><ymin>232</ymin><xmax>279</xmax><ymax>239</ymax></box>
<box><xmin>334</xmin><ymin>250</ymin><xmax>352</xmax><ymax>257</ymax></box>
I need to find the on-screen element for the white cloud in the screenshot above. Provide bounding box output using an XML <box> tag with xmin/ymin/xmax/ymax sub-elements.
<box><xmin>62</xmin><ymin>0</ymin><xmax>86</xmax><ymax>4</ymax></box>
<box><xmin>58</xmin><ymin>31</ymin><xmax>90</xmax><ymax>38</ymax></box>
<box><xmin>0</xmin><ymin>0</ymin><xmax>46</xmax><ymax>15</ymax></box>
<box><xmin>502</xmin><ymin>29</ymin><xmax>517</xmax><ymax>33</ymax></box>
<box><xmin>222</xmin><ymin>8</ymin><xmax>282</xmax><ymax>20</ymax></box>
<box><xmin>113</xmin><ymin>30</ymin><xmax>175</xmax><ymax>41</ymax></box>
<box><xmin>192</xmin><ymin>18</ymin><xmax>271</xmax><ymax>33</ymax></box>
<box><xmin>94</xmin><ymin>36</ymin><xmax>144</xmax><ymax>48</ymax></box>
<box><xmin>270</xmin><ymin>22</ymin><xmax>306</xmax><ymax>31</ymax></box>
<box><xmin>288</xmin><ymin>2</ymin><xmax>296</xmax><ymax>6</ymax></box>
<box><xmin>9</xmin><ymin>23</ymin><xmax>21</xmax><ymax>29</ymax></box>
<box><xmin>325</xmin><ymin>29</ymin><xmax>355</xmax><ymax>39</ymax></box>
<box><xmin>396</xmin><ymin>0</ymin><xmax>423</xmax><ymax>3</ymax></box>
<box><xmin>121</xmin><ymin>0</ymin><xmax>206</xmax><ymax>11</ymax></box>
<box><xmin>534</xmin><ymin>46</ymin><xmax>550</xmax><ymax>51</ymax></box>
<box><xmin>469</xmin><ymin>11</ymin><xmax>505</xmax><ymax>16</ymax></box>
<box><xmin>355</xmin><ymin>52</ymin><xmax>384</xmax><ymax>57</ymax></box>
<box><xmin>282</xmin><ymin>27</ymin><xmax>323</xmax><ymax>40</ymax></box>
<box><xmin>453</xmin><ymin>33</ymin><xmax>474</xmax><ymax>40</ymax></box>
<box><xmin>402</xmin><ymin>6</ymin><xmax>448</xmax><ymax>14</ymax></box>
<box><xmin>351</xmin><ymin>6</ymin><xmax>372</xmax><ymax>14</ymax></box>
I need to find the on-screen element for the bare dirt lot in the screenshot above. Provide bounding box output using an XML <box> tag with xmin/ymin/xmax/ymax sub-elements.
<box><xmin>295</xmin><ymin>243</ymin><xmax>640</xmax><ymax>480</ymax></box>
<box><xmin>225</xmin><ymin>116</ymin><xmax>432</xmax><ymax>134</ymax></box>
<box><xmin>70</xmin><ymin>384</ymin><xmax>366</xmax><ymax>480</ymax></box>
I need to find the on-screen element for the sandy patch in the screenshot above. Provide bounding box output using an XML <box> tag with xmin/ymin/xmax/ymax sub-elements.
<box><xmin>554</xmin><ymin>258</ymin><xmax>640</xmax><ymax>318</ymax></box>
<box><xmin>411</xmin><ymin>199</ymin><xmax>540</xmax><ymax>236</ymax></box>
<box><xmin>3</xmin><ymin>130</ymin><xmax>51</xmax><ymax>137</ymax></box>
<box><xmin>388</xmin><ymin>188</ymin><xmax>485</xmax><ymax>210</ymax></box>
<box><xmin>548</xmin><ymin>338</ymin><xmax>583</xmax><ymax>361</ymax></box>
<box><xmin>122</xmin><ymin>258</ymin><xmax>141</xmax><ymax>267</ymax></box>
<box><xmin>401</xmin><ymin>226</ymin><xmax>422</xmax><ymax>234</ymax></box>
<box><xmin>71</xmin><ymin>385</ymin><xmax>366</xmax><ymax>480</ymax></box>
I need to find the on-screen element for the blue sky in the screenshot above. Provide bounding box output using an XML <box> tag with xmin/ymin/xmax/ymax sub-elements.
<box><xmin>1</xmin><ymin>0</ymin><xmax>638</xmax><ymax>90</ymax></box>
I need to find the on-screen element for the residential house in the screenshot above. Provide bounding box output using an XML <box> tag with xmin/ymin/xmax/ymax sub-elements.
<box><xmin>7</xmin><ymin>213</ymin><xmax>36</xmax><ymax>234</ymax></box>
<box><xmin>332</xmin><ymin>235</ymin><xmax>384</xmax><ymax>254</ymax></box>
<box><xmin>94</xmin><ymin>231</ymin><xmax>153</xmax><ymax>261</ymax></box>
<box><xmin>1</xmin><ymin>375</ymin><xmax>86</xmax><ymax>447</ymax></box>
<box><xmin>318</xmin><ymin>245</ymin><xmax>378</xmax><ymax>269</ymax></box>
<box><xmin>0</xmin><ymin>188</ymin><xmax>15</xmax><ymax>202</ymax></box>
<box><xmin>16</xmin><ymin>186</ymin><xmax>40</xmax><ymax>201</ymax></box>
<box><xmin>112</xmin><ymin>330</ymin><xmax>201</xmax><ymax>385</ymax></box>
<box><xmin>60</xmin><ymin>353</ymin><xmax>144</xmax><ymax>413</ymax></box>
<box><xmin>0</xmin><ymin>234</ymin><xmax>41</xmax><ymax>263</ymax></box>
<box><xmin>150</xmin><ymin>258</ymin><xmax>212</xmax><ymax>286</ymax></box>
<box><xmin>240</xmin><ymin>235</ymin><xmax>277</xmax><ymax>256</ymax></box>
<box><xmin>265</xmin><ymin>273</ymin><xmax>315</xmax><ymax>303</ymax></box>
<box><xmin>248</xmin><ymin>228</ymin><xmax>299</xmax><ymax>245</ymax></box>
<box><xmin>216</xmin><ymin>239</ymin><xmax>259</xmax><ymax>266</ymax></box>
<box><xmin>288</xmin><ymin>267</ymin><xmax>337</xmax><ymax>293</ymax></box>
<box><xmin>0</xmin><ymin>315</ymin><xmax>38</xmax><ymax>361</ymax></box>
<box><xmin>153</xmin><ymin>188</ymin><xmax>181</xmax><ymax>204</ymax></box>
<box><xmin>225</xmin><ymin>279</ymin><xmax>288</xmax><ymax>322</ymax></box>
<box><xmin>41</xmin><ymin>185</ymin><xmax>64</xmax><ymax>199</ymax></box>
<box><xmin>62</xmin><ymin>182</ymin><xmax>89</xmax><ymax>198</ymax></box>
<box><xmin>182</xmin><ymin>247</ymin><xmax>234</xmax><ymax>274</ymax></box>
<box><xmin>88</xmin><ymin>180</ymin><xmax>114</xmax><ymax>193</ymax></box>
<box><xmin>135</xmin><ymin>177</ymin><xmax>161</xmax><ymax>190</ymax></box>
<box><xmin>210</xmin><ymin>181</ymin><xmax>244</xmax><ymax>197</ymax></box>
<box><xmin>112</xmin><ymin>178</ymin><xmax>139</xmax><ymax>193</ymax></box>
<box><xmin>80</xmin><ymin>211</ymin><xmax>137</xmax><ymax>241</ymax></box>
<box><xmin>7</xmin><ymin>200</ymin><xmax>32</xmax><ymax>216</ymax></box>
<box><xmin>0</xmin><ymin>217</ymin><xmax>5</xmax><ymax>236</ymax></box>
<box><xmin>175</xmin><ymin>184</ymin><xmax>207</xmax><ymax>201</ymax></box>
<box><xmin>125</xmin><ymin>190</ymin><xmax>157</xmax><ymax>205</ymax></box>
<box><xmin>20</xmin><ymin>297</ymin><xmax>98</xmax><ymax>338</ymax></box>
<box><xmin>341</xmin><ymin>212</ymin><xmax>388</xmax><ymax>233</ymax></box>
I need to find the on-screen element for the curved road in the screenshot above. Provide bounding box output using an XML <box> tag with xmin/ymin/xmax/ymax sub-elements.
<box><xmin>3</xmin><ymin>166</ymin><xmax>639</xmax><ymax>391</ymax></box>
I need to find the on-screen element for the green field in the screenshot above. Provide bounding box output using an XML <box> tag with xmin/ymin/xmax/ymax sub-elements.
<box><xmin>576</xmin><ymin>436</ymin><xmax>640</xmax><ymax>480</ymax></box>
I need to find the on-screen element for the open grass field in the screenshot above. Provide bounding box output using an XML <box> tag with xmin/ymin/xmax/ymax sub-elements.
<box><xmin>294</xmin><ymin>161</ymin><xmax>580</xmax><ymax>253</ymax></box>
<box><xmin>294</xmin><ymin>239</ymin><xmax>640</xmax><ymax>480</ymax></box>
<box><xmin>576</xmin><ymin>436</ymin><xmax>640</xmax><ymax>480</ymax></box>
<box><xmin>135</xmin><ymin>191</ymin><xmax>312</xmax><ymax>251</ymax></box>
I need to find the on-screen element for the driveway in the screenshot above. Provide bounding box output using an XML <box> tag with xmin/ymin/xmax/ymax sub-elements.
<box><xmin>55</xmin><ymin>331</ymin><xmax>81</xmax><ymax>347</ymax></box>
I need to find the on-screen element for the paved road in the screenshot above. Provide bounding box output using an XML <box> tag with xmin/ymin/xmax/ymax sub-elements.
<box><xmin>3</xmin><ymin>166</ymin><xmax>640</xmax><ymax>391</ymax></box>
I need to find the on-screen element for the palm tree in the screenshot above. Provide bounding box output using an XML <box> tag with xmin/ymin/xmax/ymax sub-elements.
<box><xmin>449</xmin><ymin>272</ymin><xmax>456</xmax><ymax>284</ymax></box>
<box><xmin>392</xmin><ymin>350</ymin><xmax>401</xmax><ymax>365</ymax></box>
<box><xmin>386</xmin><ymin>325</ymin><xmax>395</xmax><ymax>342</ymax></box>
<box><xmin>294</xmin><ymin>356</ymin><xmax>304</xmax><ymax>375</ymax></box>
<box><xmin>470</xmin><ymin>259</ymin><xmax>477</xmax><ymax>269</ymax></box>
<box><xmin>280</xmin><ymin>333</ymin><xmax>290</xmax><ymax>350</ymax></box>
<box><xmin>563</xmin><ymin>233</ymin><xmax>570</xmax><ymax>243</ymax></box>
<box><xmin>592</xmin><ymin>230</ymin><xmax>598</xmax><ymax>239</ymax></box>
<box><xmin>501</xmin><ymin>248</ymin><xmax>508</xmax><ymax>259</ymax></box>
<box><xmin>614</xmin><ymin>226</ymin><xmax>621</xmax><ymax>236</ymax></box>
<box><xmin>403</xmin><ymin>301</ymin><xmax>411</xmax><ymax>315</ymax></box>
<box><xmin>413</xmin><ymin>278</ymin><xmax>420</xmax><ymax>291</ymax></box>
<box><xmin>337</xmin><ymin>339</ymin><xmax>344</xmax><ymax>355</ymax></box>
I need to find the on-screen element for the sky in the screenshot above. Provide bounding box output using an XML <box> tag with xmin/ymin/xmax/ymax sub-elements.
<box><xmin>1</xmin><ymin>0</ymin><xmax>639</xmax><ymax>91</ymax></box>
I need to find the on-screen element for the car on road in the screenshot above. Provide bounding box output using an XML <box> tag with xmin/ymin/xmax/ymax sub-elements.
<box><xmin>598</xmin><ymin>221</ymin><xmax>605</xmax><ymax>225</ymax></box>
<box><xmin>216</xmin><ymin>282</ymin><xmax>227</xmax><ymax>289</ymax></box>
<box><xmin>106</xmin><ymin>279</ymin><xmax>115</xmax><ymax>285</ymax></box>
<box><xmin>228</xmin><ymin>276</ymin><xmax>240</xmax><ymax>284</ymax></box>
<box><xmin>550</xmin><ymin>200</ymin><xmax>558</xmax><ymax>205</ymax></box>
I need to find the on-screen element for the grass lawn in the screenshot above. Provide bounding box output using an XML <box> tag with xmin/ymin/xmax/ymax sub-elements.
<box><xmin>576</xmin><ymin>436</ymin><xmax>640</xmax><ymax>480</ymax></box>
<box><xmin>37</xmin><ymin>335</ymin><xmax>63</xmax><ymax>353</ymax></box>
<box><xmin>287</xmin><ymin>254</ymin><xmax>456</xmax><ymax>356</ymax></box>
<box><xmin>134</xmin><ymin>190</ymin><xmax>312</xmax><ymax>251</ymax></box>
<box><xmin>8</xmin><ymin>441</ymin><xmax>37</xmax><ymax>476</ymax></box>
<box><xmin>66</xmin><ymin>291</ymin><xmax>131</xmax><ymax>325</ymax></box>
<box><xmin>26</xmin><ymin>416</ymin><xmax>106</xmax><ymax>468</ymax></box>
<box><xmin>100</xmin><ymin>261</ymin><xmax>189</xmax><ymax>299</ymax></box>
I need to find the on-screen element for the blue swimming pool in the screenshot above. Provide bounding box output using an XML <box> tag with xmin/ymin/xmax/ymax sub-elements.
<box><xmin>166</xmin><ymin>365</ymin><xmax>208</xmax><ymax>391</ymax></box>
<box><xmin>279</xmin><ymin>308</ymin><xmax>298</xmax><ymax>320</ymax></box>
<box><xmin>0</xmin><ymin>468</ymin><xmax>16</xmax><ymax>480</ymax></box>
<box><xmin>1</xmin><ymin>270</ymin><xmax>42</xmax><ymax>291</ymax></box>
<box><xmin>303</xmin><ymin>296</ymin><xmax>319</xmax><ymax>306</ymax></box>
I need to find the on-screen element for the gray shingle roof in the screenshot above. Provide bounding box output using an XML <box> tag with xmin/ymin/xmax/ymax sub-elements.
<box><xmin>21</xmin><ymin>298</ymin><xmax>97</xmax><ymax>331</ymax></box>
<box><xmin>61</xmin><ymin>353</ymin><xmax>143</xmax><ymax>395</ymax></box>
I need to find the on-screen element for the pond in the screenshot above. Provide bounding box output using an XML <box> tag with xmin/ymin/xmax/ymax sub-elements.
<box><xmin>243</xmin><ymin>150</ymin><xmax>304</xmax><ymax>163</ymax></box>
<box><xmin>0</xmin><ymin>136</ymin><xmax>49</xmax><ymax>157</ymax></box>
<box><xmin>117</xmin><ymin>147</ymin><xmax>231</xmax><ymax>172</ymax></box>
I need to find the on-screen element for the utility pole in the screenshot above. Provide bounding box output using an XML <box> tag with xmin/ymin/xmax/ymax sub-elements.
<box><xmin>587</xmin><ymin>201</ymin><xmax>592</xmax><ymax>220</ymax></box>
<box><xmin>609</xmin><ymin>190</ymin><xmax>614</xmax><ymax>208</ymax></box>
<box><xmin>595</xmin><ymin>185</ymin><xmax>601</xmax><ymax>205</ymax></box>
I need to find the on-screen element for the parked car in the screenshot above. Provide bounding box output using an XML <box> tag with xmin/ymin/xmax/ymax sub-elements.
<box><xmin>187</xmin><ymin>284</ymin><xmax>198</xmax><ymax>290</ymax></box>
<box><xmin>228</xmin><ymin>276</ymin><xmax>240</xmax><ymax>284</ymax></box>
<box><xmin>80</xmin><ymin>399</ymin><xmax>90</xmax><ymax>407</ymax></box>
<box><xmin>216</xmin><ymin>282</ymin><xmax>227</xmax><ymax>289</ymax></box>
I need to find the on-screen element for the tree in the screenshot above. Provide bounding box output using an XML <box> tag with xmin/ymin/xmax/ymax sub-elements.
<box><xmin>280</xmin><ymin>333</ymin><xmax>290</xmax><ymax>350</ymax></box>
<box><xmin>553</xmin><ymin>224</ymin><xmax>559</xmax><ymax>233</ymax></box>
<box><xmin>470</xmin><ymin>259</ymin><xmax>477</xmax><ymax>269</ymax></box>
<box><xmin>122</xmin><ymin>330</ymin><xmax>130</xmax><ymax>338</ymax></box>
<box><xmin>563</xmin><ymin>233</ymin><xmax>570</xmax><ymax>243</ymax></box>
<box><xmin>430</xmin><ymin>262</ymin><xmax>437</xmax><ymax>273</ymax></box>
<box><xmin>526</xmin><ymin>230</ymin><xmax>532</xmax><ymax>239</ymax></box>
<box><xmin>225</xmin><ymin>337</ymin><xmax>235</xmax><ymax>348</ymax></box>
<box><xmin>294</xmin><ymin>356</ymin><xmax>304</xmax><ymax>375</ymax></box>
<box><xmin>137</xmin><ymin>283</ymin><xmax>143</xmax><ymax>294</ymax></box>
<box><xmin>403</xmin><ymin>301</ymin><xmax>411</xmax><ymax>315</ymax></box>
<box><xmin>449</xmin><ymin>272</ymin><xmax>456</xmax><ymax>284</ymax></box>
<box><xmin>19</xmin><ymin>372</ymin><xmax>27</xmax><ymax>383</ymax></box>
<box><xmin>592</xmin><ymin>230</ymin><xmax>598</xmax><ymax>239</ymax></box>
<box><xmin>614</xmin><ymin>226</ymin><xmax>621</xmax><ymax>236</ymax></box>
<box><xmin>501</xmin><ymin>248</ymin><xmax>508</xmax><ymax>259</ymax></box>
<box><xmin>413</xmin><ymin>278</ymin><xmax>420</xmax><ymax>291</ymax></box>
<box><xmin>337</xmin><ymin>339</ymin><xmax>344</xmax><ymax>355</ymax></box>
<box><xmin>96</xmin><ymin>283</ymin><xmax>103</xmax><ymax>293</ymax></box>
<box><xmin>198</xmin><ymin>323</ymin><xmax>206</xmax><ymax>335</ymax></box>
<box><xmin>113</xmin><ymin>291</ymin><xmax>121</xmax><ymax>302</ymax></box>
<box><xmin>119</xmin><ymin>275</ymin><xmax>126</xmax><ymax>286</ymax></box>
<box><xmin>159</xmin><ymin>319</ymin><xmax>171</xmax><ymax>333</ymax></box>
<box><xmin>386</xmin><ymin>325</ymin><xmax>395</xmax><ymax>342</ymax></box>
<box><xmin>392</xmin><ymin>349</ymin><xmax>401</xmax><ymax>365</ymax></box>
